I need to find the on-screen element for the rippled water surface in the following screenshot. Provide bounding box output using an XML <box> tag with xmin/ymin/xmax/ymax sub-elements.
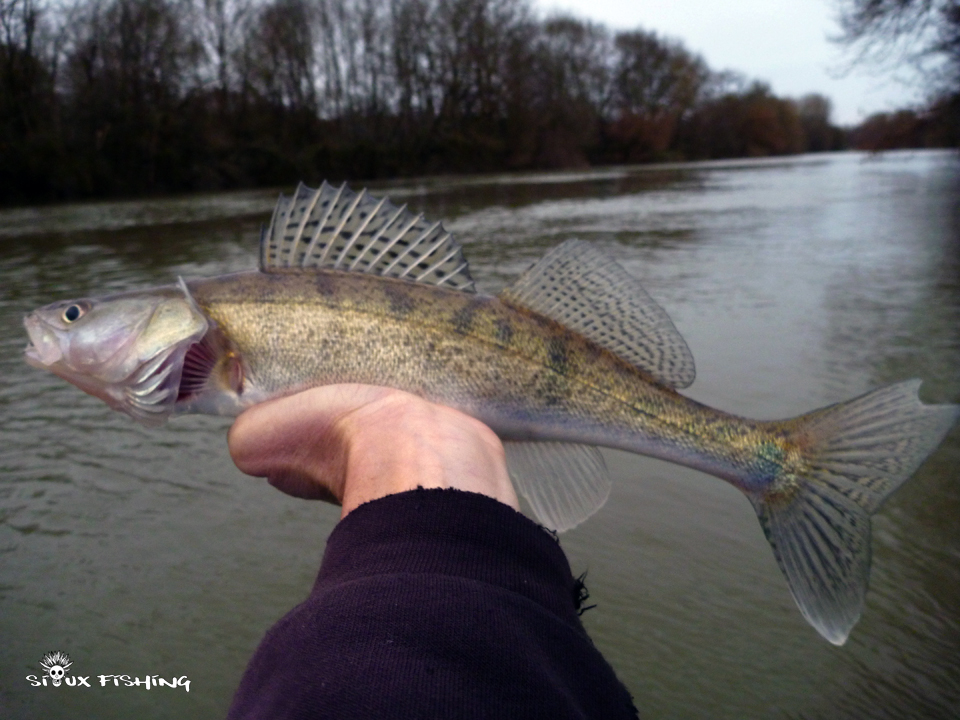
<box><xmin>2</xmin><ymin>151</ymin><xmax>958</xmax><ymax>718</ymax></box>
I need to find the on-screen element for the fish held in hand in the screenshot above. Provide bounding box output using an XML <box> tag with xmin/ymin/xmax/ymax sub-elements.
<box><xmin>24</xmin><ymin>181</ymin><xmax>959</xmax><ymax>645</ymax></box>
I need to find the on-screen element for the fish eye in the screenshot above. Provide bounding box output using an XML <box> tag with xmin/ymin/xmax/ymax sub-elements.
<box><xmin>62</xmin><ymin>304</ymin><xmax>85</xmax><ymax>323</ymax></box>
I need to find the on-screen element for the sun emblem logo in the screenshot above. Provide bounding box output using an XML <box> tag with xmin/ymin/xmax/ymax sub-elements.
<box><xmin>39</xmin><ymin>651</ymin><xmax>72</xmax><ymax>687</ymax></box>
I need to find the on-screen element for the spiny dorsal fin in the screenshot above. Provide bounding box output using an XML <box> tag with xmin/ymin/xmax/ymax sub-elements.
<box><xmin>499</xmin><ymin>239</ymin><xmax>695</xmax><ymax>388</ymax></box>
<box><xmin>260</xmin><ymin>181</ymin><xmax>476</xmax><ymax>292</ymax></box>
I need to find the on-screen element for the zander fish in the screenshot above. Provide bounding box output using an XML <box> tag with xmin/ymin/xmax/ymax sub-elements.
<box><xmin>24</xmin><ymin>182</ymin><xmax>958</xmax><ymax>645</ymax></box>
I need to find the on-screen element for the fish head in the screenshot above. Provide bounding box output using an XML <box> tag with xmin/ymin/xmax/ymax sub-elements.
<box><xmin>24</xmin><ymin>286</ymin><xmax>209</xmax><ymax>425</ymax></box>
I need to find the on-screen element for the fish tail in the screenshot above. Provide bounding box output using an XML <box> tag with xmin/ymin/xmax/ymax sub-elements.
<box><xmin>750</xmin><ymin>379</ymin><xmax>958</xmax><ymax>645</ymax></box>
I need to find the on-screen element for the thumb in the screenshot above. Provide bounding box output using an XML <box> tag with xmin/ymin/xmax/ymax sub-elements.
<box><xmin>227</xmin><ymin>385</ymin><xmax>391</xmax><ymax>500</ymax></box>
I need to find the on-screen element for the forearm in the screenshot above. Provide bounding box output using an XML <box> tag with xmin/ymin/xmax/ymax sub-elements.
<box><xmin>227</xmin><ymin>488</ymin><xmax>638</xmax><ymax>720</ymax></box>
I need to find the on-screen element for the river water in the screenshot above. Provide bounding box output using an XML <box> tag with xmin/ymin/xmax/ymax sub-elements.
<box><xmin>1</xmin><ymin>151</ymin><xmax>958</xmax><ymax>718</ymax></box>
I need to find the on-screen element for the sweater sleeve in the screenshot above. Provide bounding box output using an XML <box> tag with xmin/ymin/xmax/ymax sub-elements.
<box><xmin>226</xmin><ymin>487</ymin><xmax>639</xmax><ymax>720</ymax></box>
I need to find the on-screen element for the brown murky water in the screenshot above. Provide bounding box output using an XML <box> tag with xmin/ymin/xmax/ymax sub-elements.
<box><xmin>1</xmin><ymin>151</ymin><xmax>958</xmax><ymax>718</ymax></box>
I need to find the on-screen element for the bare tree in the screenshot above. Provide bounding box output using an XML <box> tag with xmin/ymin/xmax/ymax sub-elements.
<box><xmin>538</xmin><ymin>15</ymin><xmax>612</xmax><ymax>116</ymax></box>
<box><xmin>612</xmin><ymin>29</ymin><xmax>706</xmax><ymax>118</ymax></box>
<box><xmin>606</xmin><ymin>28</ymin><xmax>707</xmax><ymax>160</ymax></box>
<box><xmin>513</xmin><ymin>14</ymin><xmax>609</xmax><ymax>167</ymax></box>
<box><xmin>196</xmin><ymin>0</ymin><xmax>247</xmax><ymax>107</ymax></box>
<box><xmin>1</xmin><ymin>0</ymin><xmax>54</xmax><ymax>134</ymax></box>
<box><xmin>63</xmin><ymin>0</ymin><xmax>201</xmax><ymax>106</ymax></box>
<box><xmin>391</xmin><ymin>0</ymin><xmax>441</xmax><ymax>123</ymax></box>
<box><xmin>431</xmin><ymin>0</ymin><xmax>530</xmax><ymax>124</ymax></box>
<box><xmin>240</xmin><ymin>0</ymin><xmax>316</xmax><ymax>111</ymax></box>
<box><xmin>350</xmin><ymin>0</ymin><xmax>393</xmax><ymax>118</ymax></box>
<box><xmin>313</xmin><ymin>0</ymin><xmax>393</xmax><ymax>120</ymax></box>
<box><xmin>0</xmin><ymin>0</ymin><xmax>65</xmax><ymax>199</ymax></box>
<box><xmin>837</xmin><ymin>0</ymin><xmax>960</xmax><ymax>92</ymax></box>
<box><xmin>61</xmin><ymin>0</ymin><xmax>204</xmax><ymax>190</ymax></box>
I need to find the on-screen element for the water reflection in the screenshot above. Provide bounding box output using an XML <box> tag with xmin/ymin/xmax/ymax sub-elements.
<box><xmin>1</xmin><ymin>151</ymin><xmax>957</xmax><ymax>718</ymax></box>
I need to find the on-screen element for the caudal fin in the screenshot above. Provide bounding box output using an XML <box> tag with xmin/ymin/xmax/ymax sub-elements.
<box><xmin>753</xmin><ymin>379</ymin><xmax>958</xmax><ymax>645</ymax></box>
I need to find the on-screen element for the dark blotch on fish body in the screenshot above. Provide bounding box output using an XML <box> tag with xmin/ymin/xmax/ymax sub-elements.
<box><xmin>313</xmin><ymin>273</ymin><xmax>337</xmax><ymax>297</ymax></box>
<box><xmin>383</xmin><ymin>285</ymin><xmax>415</xmax><ymax>317</ymax></box>
<box><xmin>451</xmin><ymin>298</ymin><xmax>484</xmax><ymax>335</ymax></box>
<box><xmin>547</xmin><ymin>337</ymin><xmax>569</xmax><ymax>375</ymax></box>
<box><xmin>494</xmin><ymin>318</ymin><xmax>515</xmax><ymax>346</ymax></box>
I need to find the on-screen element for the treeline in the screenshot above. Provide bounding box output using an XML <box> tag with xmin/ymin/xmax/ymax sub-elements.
<box><xmin>848</xmin><ymin>96</ymin><xmax>960</xmax><ymax>151</ymax></box>
<box><xmin>2</xmin><ymin>0</ymin><xmax>849</xmax><ymax>204</ymax></box>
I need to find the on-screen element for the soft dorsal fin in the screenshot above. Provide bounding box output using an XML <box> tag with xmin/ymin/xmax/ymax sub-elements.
<box><xmin>499</xmin><ymin>239</ymin><xmax>695</xmax><ymax>388</ymax></box>
<box><xmin>260</xmin><ymin>181</ymin><xmax>476</xmax><ymax>292</ymax></box>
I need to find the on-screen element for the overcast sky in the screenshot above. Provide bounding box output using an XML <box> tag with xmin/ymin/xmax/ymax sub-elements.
<box><xmin>539</xmin><ymin>0</ymin><xmax>922</xmax><ymax>125</ymax></box>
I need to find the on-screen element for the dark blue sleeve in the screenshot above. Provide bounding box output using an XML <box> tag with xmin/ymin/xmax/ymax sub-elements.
<box><xmin>227</xmin><ymin>488</ymin><xmax>639</xmax><ymax>720</ymax></box>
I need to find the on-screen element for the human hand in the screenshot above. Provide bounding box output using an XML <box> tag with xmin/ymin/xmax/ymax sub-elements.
<box><xmin>227</xmin><ymin>385</ymin><xmax>519</xmax><ymax>518</ymax></box>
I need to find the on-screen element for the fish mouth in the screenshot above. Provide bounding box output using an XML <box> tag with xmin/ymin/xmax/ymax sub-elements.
<box><xmin>23</xmin><ymin>314</ymin><xmax>63</xmax><ymax>368</ymax></box>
